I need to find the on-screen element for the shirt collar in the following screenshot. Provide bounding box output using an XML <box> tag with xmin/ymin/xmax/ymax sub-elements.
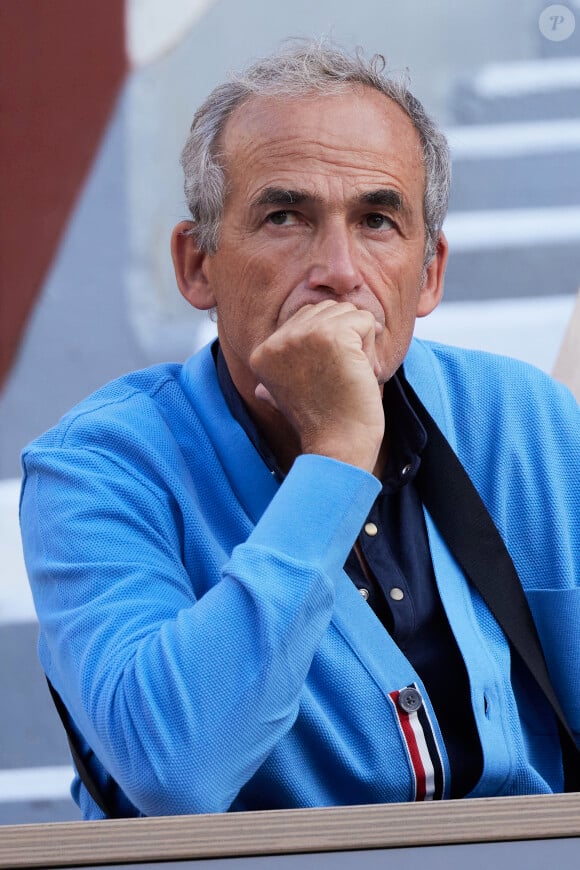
<box><xmin>380</xmin><ymin>372</ymin><xmax>427</xmax><ymax>492</ymax></box>
<box><xmin>214</xmin><ymin>341</ymin><xmax>285</xmax><ymax>480</ymax></box>
<box><xmin>213</xmin><ymin>340</ymin><xmax>427</xmax><ymax>490</ymax></box>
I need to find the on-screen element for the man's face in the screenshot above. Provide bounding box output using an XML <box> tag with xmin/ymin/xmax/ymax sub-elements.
<box><xmin>197</xmin><ymin>85</ymin><xmax>446</xmax><ymax>401</ymax></box>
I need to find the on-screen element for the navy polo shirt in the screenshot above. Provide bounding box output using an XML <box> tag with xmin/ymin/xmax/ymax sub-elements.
<box><xmin>214</xmin><ymin>343</ymin><xmax>482</xmax><ymax>798</ymax></box>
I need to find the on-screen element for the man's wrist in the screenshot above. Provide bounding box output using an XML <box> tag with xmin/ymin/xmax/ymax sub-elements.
<box><xmin>300</xmin><ymin>429</ymin><xmax>384</xmax><ymax>476</ymax></box>
<box><xmin>248</xmin><ymin>453</ymin><xmax>382</xmax><ymax>574</ymax></box>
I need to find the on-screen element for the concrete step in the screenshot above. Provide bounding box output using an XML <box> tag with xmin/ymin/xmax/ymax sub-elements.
<box><xmin>451</xmin><ymin>58</ymin><xmax>580</xmax><ymax>125</ymax></box>
<box><xmin>442</xmin><ymin>206</ymin><xmax>580</xmax><ymax>302</ymax></box>
<box><xmin>447</xmin><ymin>119</ymin><xmax>580</xmax><ymax>210</ymax></box>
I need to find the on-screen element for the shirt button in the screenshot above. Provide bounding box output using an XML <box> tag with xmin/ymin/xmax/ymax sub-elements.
<box><xmin>364</xmin><ymin>522</ymin><xmax>378</xmax><ymax>537</ymax></box>
<box><xmin>358</xmin><ymin>588</ymin><xmax>370</xmax><ymax>600</ymax></box>
<box><xmin>398</xmin><ymin>687</ymin><xmax>423</xmax><ymax>714</ymax></box>
<box><xmin>401</xmin><ymin>463</ymin><xmax>412</xmax><ymax>478</ymax></box>
<box><xmin>389</xmin><ymin>587</ymin><xmax>404</xmax><ymax>601</ymax></box>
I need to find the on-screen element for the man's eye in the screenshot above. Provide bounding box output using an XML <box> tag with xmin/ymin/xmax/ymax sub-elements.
<box><xmin>365</xmin><ymin>214</ymin><xmax>393</xmax><ymax>229</ymax></box>
<box><xmin>266</xmin><ymin>210</ymin><xmax>298</xmax><ymax>226</ymax></box>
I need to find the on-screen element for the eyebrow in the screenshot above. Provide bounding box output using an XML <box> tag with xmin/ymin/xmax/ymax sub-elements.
<box><xmin>251</xmin><ymin>186</ymin><xmax>408</xmax><ymax>216</ymax></box>
<box><xmin>361</xmin><ymin>188</ymin><xmax>404</xmax><ymax>211</ymax></box>
<box><xmin>251</xmin><ymin>188</ymin><xmax>315</xmax><ymax>208</ymax></box>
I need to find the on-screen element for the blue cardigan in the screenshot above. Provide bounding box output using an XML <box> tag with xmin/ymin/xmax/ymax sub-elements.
<box><xmin>20</xmin><ymin>338</ymin><xmax>580</xmax><ymax>818</ymax></box>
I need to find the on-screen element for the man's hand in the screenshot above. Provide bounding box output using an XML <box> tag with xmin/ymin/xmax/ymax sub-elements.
<box><xmin>249</xmin><ymin>300</ymin><xmax>385</xmax><ymax>474</ymax></box>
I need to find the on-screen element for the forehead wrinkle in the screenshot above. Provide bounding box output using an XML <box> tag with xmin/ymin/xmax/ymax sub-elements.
<box><xmin>234</xmin><ymin>143</ymin><xmax>422</xmax><ymax>211</ymax></box>
<box><xmin>223</xmin><ymin>87</ymin><xmax>424</xmax><ymax>177</ymax></box>
<box><xmin>221</xmin><ymin>95</ymin><xmax>426</xmax><ymax>222</ymax></box>
<box><xmin>231</xmin><ymin>113</ymin><xmax>414</xmax><ymax>165</ymax></box>
<box><xmin>243</xmin><ymin>137</ymin><xmax>403</xmax><ymax>174</ymax></box>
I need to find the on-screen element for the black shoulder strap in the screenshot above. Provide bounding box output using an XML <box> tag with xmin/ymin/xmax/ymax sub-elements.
<box><xmin>46</xmin><ymin>677</ymin><xmax>121</xmax><ymax>818</ymax></box>
<box><xmin>401</xmin><ymin>375</ymin><xmax>580</xmax><ymax>791</ymax></box>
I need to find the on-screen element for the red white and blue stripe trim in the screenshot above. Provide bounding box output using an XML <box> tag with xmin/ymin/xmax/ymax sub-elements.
<box><xmin>388</xmin><ymin>683</ymin><xmax>445</xmax><ymax>801</ymax></box>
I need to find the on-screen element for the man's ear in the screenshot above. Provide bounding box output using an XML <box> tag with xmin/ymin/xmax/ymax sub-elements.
<box><xmin>416</xmin><ymin>231</ymin><xmax>448</xmax><ymax>318</ymax></box>
<box><xmin>171</xmin><ymin>220</ymin><xmax>216</xmax><ymax>310</ymax></box>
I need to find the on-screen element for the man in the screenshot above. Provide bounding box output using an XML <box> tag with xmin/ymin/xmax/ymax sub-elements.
<box><xmin>20</xmin><ymin>42</ymin><xmax>580</xmax><ymax>820</ymax></box>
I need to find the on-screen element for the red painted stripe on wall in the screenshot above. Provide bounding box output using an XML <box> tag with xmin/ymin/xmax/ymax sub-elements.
<box><xmin>0</xmin><ymin>0</ymin><xmax>127</xmax><ymax>387</ymax></box>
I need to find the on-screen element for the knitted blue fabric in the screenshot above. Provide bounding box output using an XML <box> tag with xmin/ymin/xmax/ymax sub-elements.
<box><xmin>20</xmin><ymin>338</ymin><xmax>580</xmax><ymax>818</ymax></box>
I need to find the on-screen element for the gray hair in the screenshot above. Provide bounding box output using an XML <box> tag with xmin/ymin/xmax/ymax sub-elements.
<box><xmin>180</xmin><ymin>40</ymin><xmax>451</xmax><ymax>264</ymax></box>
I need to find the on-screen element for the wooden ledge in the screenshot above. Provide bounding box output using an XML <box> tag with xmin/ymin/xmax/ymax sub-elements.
<box><xmin>1</xmin><ymin>792</ymin><xmax>580</xmax><ymax>868</ymax></box>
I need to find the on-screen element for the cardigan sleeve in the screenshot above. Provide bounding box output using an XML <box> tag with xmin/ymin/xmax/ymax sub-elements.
<box><xmin>20</xmin><ymin>427</ymin><xmax>380</xmax><ymax>817</ymax></box>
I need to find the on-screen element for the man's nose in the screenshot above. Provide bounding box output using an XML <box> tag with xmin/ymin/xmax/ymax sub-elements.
<box><xmin>305</xmin><ymin>226</ymin><xmax>363</xmax><ymax>296</ymax></box>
